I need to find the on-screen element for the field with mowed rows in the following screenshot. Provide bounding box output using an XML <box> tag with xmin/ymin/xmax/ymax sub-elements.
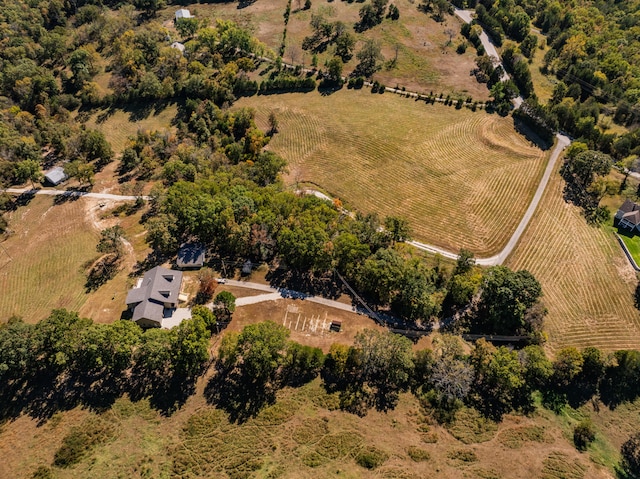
<box><xmin>507</xmin><ymin>168</ymin><xmax>640</xmax><ymax>352</ymax></box>
<box><xmin>0</xmin><ymin>196</ymin><xmax>98</xmax><ymax>323</ymax></box>
<box><xmin>237</xmin><ymin>88</ymin><xmax>547</xmax><ymax>257</ymax></box>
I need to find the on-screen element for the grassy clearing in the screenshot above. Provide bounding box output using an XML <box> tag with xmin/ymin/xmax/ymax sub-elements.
<box><xmin>528</xmin><ymin>37</ymin><xmax>556</xmax><ymax>103</ymax></box>
<box><xmin>159</xmin><ymin>0</ymin><xmax>289</xmax><ymax>52</ymax></box>
<box><xmin>506</xmin><ymin>166</ymin><xmax>640</xmax><ymax>352</ymax></box>
<box><xmin>237</xmin><ymin>88</ymin><xmax>547</xmax><ymax>256</ymax></box>
<box><xmin>0</xmin><ymin>379</ymin><xmax>620</xmax><ymax>479</ymax></box>
<box><xmin>0</xmin><ymin>196</ymin><xmax>98</xmax><ymax>323</ymax></box>
<box><xmin>80</xmin><ymin>104</ymin><xmax>178</xmax><ymax>154</ymax></box>
<box><xmin>286</xmin><ymin>0</ymin><xmax>489</xmax><ymax>99</ymax></box>
<box><xmin>617</xmin><ymin>231</ymin><xmax>640</xmax><ymax>266</ymax></box>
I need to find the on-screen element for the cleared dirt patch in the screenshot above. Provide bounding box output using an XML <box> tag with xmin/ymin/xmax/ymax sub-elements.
<box><xmin>237</xmin><ymin>88</ymin><xmax>547</xmax><ymax>256</ymax></box>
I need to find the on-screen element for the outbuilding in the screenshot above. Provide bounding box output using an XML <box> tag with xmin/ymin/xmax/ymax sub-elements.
<box><xmin>175</xmin><ymin>8</ymin><xmax>192</xmax><ymax>20</ymax></box>
<box><xmin>44</xmin><ymin>166</ymin><xmax>68</xmax><ymax>186</ymax></box>
<box><xmin>176</xmin><ymin>243</ymin><xmax>206</xmax><ymax>269</ymax></box>
<box><xmin>170</xmin><ymin>41</ymin><xmax>185</xmax><ymax>53</ymax></box>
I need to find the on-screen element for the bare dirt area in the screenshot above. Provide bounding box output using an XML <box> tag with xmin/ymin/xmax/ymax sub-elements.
<box><xmin>227</xmin><ymin>298</ymin><xmax>384</xmax><ymax>353</ymax></box>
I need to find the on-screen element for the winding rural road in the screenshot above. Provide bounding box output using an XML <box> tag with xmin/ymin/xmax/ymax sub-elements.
<box><xmin>301</xmin><ymin>132</ymin><xmax>569</xmax><ymax>266</ymax></box>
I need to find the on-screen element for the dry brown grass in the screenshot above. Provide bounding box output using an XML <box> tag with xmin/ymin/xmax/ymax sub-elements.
<box><xmin>81</xmin><ymin>104</ymin><xmax>177</xmax><ymax>154</ymax></box>
<box><xmin>0</xmin><ymin>196</ymin><xmax>98</xmax><ymax>323</ymax></box>
<box><xmin>506</xmin><ymin>165</ymin><xmax>640</xmax><ymax>352</ymax></box>
<box><xmin>1</xmin><ymin>381</ymin><xmax>619</xmax><ymax>479</ymax></box>
<box><xmin>285</xmin><ymin>0</ymin><xmax>489</xmax><ymax>99</ymax></box>
<box><xmin>236</xmin><ymin>88</ymin><xmax>547</xmax><ymax>256</ymax></box>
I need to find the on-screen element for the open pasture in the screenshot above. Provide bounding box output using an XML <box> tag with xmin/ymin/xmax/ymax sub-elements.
<box><xmin>286</xmin><ymin>0</ymin><xmax>489</xmax><ymax>99</ymax></box>
<box><xmin>507</xmin><ymin>168</ymin><xmax>640</xmax><ymax>352</ymax></box>
<box><xmin>237</xmin><ymin>88</ymin><xmax>547</xmax><ymax>256</ymax></box>
<box><xmin>81</xmin><ymin>104</ymin><xmax>178</xmax><ymax>154</ymax></box>
<box><xmin>158</xmin><ymin>0</ymin><xmax>290</xmax><ymax>52</ymax></box>
<box><xmin>0</xmin><ymin>196</ymin><xmax>98</xmax><ymax>323</ymax></box>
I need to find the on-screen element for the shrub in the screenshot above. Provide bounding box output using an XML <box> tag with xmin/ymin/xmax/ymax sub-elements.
<box><xmin>355</xmin><ymin>447</ymin><xmax>388</xmax><ymax>469</ymax></box>
<box><xmin>573</xmin><ymin>420</ymin><xmax>596</xmax><ymax>451</ymax></box>
<box><xmin>53</xmin><ymin>415</ymin><xmax>115</xmax><ymax>467</ymax></box>
<box><xmin>621</xmin><ymin>432</ymin><xmax>640</xmax><ymax>477</ymax></box>
<box><xmin>407</xmin><ymin>446</ymin><xmax>431</xmax><ymax>462</ymax></box>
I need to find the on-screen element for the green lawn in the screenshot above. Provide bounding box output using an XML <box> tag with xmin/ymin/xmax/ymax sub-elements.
<box><xmin>617</xmin><ymin>230</ymin><xmax>640</xmax><ymax>268</ymax></box>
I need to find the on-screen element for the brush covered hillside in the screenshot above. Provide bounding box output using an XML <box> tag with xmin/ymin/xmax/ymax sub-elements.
<box><xmin>2</xmin><ymin>0</ymin><xmax>640</xmax><ymax>479</ymax></box>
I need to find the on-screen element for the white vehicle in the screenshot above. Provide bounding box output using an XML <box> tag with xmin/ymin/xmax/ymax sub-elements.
<box><xmin>216</xmin><ymin>278</ymin><xmax>228</xmax><ymax>284</ymax></box>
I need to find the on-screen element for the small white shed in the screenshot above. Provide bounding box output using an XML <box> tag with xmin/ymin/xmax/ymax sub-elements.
<box><xmin>175</xmin><ymin>8</ymin><xmax>192</xmax><ymax>20</ymax></box>
<box><xmin>44</xmin><ymin>166</ymin><xmax>68</xmax><ymax>186</ymax></box>
<box><xmin>170</xmin><ymin>42</ymin><xmax>185</xmax><ymax>53</ymax></box>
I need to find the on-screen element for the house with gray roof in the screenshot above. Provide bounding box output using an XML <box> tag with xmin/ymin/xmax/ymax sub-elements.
<box><xmin>44</xmin><ymin>166</ymin><xmax>68</xmax><ymax>186</ymax></box>
<box><xmin>177</xmin><ymin>243</ymin><xmax>206</xmax><ymax>269</ymax></box>
<box><xmin>616</xmin><ymin>199</ymin><xmax>640</xmax><ymax>232</ymax></box>
<box><xmin>126</xmin><ymin>266</ymin><xmax>185</xmax><ymax>328</ymax></box>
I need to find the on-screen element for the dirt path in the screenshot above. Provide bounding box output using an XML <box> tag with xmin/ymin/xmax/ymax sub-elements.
<box><xmin>225</xmin><ymin>279</ymin><xmax>358</xmax><ymax>313</ymax></box>
<box><xmin>5</xmin><ymin>188</ymin><xmax>149</xmax><ymax>201</ymax></box>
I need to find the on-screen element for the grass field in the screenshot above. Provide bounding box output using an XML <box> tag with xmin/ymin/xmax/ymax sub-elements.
<box><xmin>506</xmin><ymin>166</ymin><xmax>640</xmax><ymax>352</ymax></box>
<box><xmin>1</xmin><ymin>376</ymin><xmax>627</xmax><ymax>479</ymax></box>
<box><xmin>158</xmin><ymin>0</ymin><xmax>289</xmax><ymax>51</ymax></box>
<box><xmin>236</xmin><ymin>88</ymin><xmax>547</xmax><ymax>256</ymax></box>
<box><xmin>618</xmin><ymin>231</ymin><xmax>640</xmax><ymax>267</ymax></box>
<box><xmin>285</xmin><ymin>0</ymin><xmax>489</xmax><ymax>99</ymax></box>
<box><xmin>81</xmin><ymin>104</ymin><xmax>178</xmax><ymax>154</ymax></box>
<box><xmin>0</xmin><ymin>196</ymin><xmax>98</xmax><ymax>323</ymax></box>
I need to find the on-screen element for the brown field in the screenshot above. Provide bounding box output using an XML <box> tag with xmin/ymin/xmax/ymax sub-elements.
<box><xmin>1</xmin><ymin>369</ymin><xmax>632</xmax><ymax>479</ymax></box>
<box><xmin>158</xmin><ymin>0</ymin><xmax>290</xmax><ymax>51</ymax></box>
<box><xmin>0</xmin><ymin>196</ymin><xmax>98</xmax><ymax>323</ymax></box>
<box><xmin>236</xmin><ymin>88</ymin><xmax>547</xmax><ymax>257</ymax></box>
<box><xmin>506</xmin><ymin>165</ymin><xmax>640</xmax><ymax>352</ymax></box>
<box><xmin>81</xmin><ymin>104</ymin><xmax>178</xmax><ymax>154</ymax></box>
<box><xmin>286</xmin><ymin>0</ymin><xmax>490</xmax><ymax>99</ymax></box>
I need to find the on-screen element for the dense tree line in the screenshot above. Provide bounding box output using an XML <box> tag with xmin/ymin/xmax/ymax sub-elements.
<box><xmin>0</xmin><ymin>307</ymin><xmax>217</xmax><ymax>416</ymax></box>
<box><xmin>456</xmin><ymin>0</ymin><xmax>640</xmax><ymax>159</ymax></box>
<box><xmin>207</xmin><ymin>321</ymin><xmax>640</xmax><ymax>429</ymax></box>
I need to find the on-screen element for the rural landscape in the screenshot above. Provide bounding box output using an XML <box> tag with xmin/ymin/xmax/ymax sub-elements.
<box><xmin>2</xmin><ymin>0</ymin><xmax>640</xmax><ymax>478</ymax></box>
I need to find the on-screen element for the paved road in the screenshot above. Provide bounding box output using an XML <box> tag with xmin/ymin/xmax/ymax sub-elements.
<box><xmin>5</xmin><ymin>188</ymin><xmax>149</xmax><ymax>201</ymax></box>
<box><xmin>454</xmin><ymin>8</ymin><xmax>522</xmax><ymax>108</ymax></box>
<box><xmin>303</xmin><ymin>132</ymin><xmax>570</xmax><ymax>266</ymax></box>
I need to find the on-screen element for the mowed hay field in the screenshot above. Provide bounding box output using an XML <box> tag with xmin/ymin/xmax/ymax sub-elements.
<box><xmin>237</xmin><ymin>89</ymin><xmax>547</xmax><ymax>256</ymax></box>
<box><xmin>0</xmin><ymin>196</ymin><xmax>98</xmax><ymax>323</ymax></box>
<box><xmin>507</xmin><ymin>169</ymin><xmax>640</xmax><ymax>352</ymax></box>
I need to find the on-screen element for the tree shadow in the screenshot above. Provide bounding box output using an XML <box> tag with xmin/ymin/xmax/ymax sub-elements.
<box><xmin>204</xmin><ymin>367</ymin><xmax>276</xmax><ymax>423</ymax></box>
<box><xmin>266</xmin><ymin>268</ymin><xmax>343</xmax><ymax>300</ymax></box>
<box><xmin>512</xmin><ymin>117</ymin><xmax>553</xmax><ymax>151</ymax></box>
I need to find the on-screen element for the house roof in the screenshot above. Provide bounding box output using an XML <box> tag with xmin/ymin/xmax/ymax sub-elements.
<box><xmin>619</xmin><ymin>199</ymin><xmax>638</xmax><ymax>215</ymax></box>
<box><xmin>175</xmin><ymin>8</ymin><xmax>191</xmax><ymax>18</ymax></box>
<box><xmin>622</xmin><ymin>210</ymin><xmax>640</xmax><ymax>226</ymax></box>
<box><xmin>126</xmin><ymin>266</ymin><xmax>183</xmax><ymax>324</ymax></box>
<box><xmin>176</xmin><ymin>243</ymin><xmax>205</xmax><ymax>268</ymax></box>
<box><xmin>44</xmin><ymin>166</ymin><xmax>68</xmax><ymax>186</ymax></box>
